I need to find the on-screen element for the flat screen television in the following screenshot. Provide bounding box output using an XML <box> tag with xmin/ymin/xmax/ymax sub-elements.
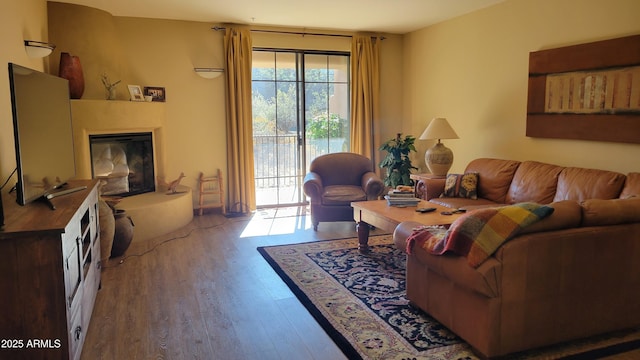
<box><xmin>8</xmin><ymin>63</ymin><xmax>77</xmax><ymax>206</ymax></box>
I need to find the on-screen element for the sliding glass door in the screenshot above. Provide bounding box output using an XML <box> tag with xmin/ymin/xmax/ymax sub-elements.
<box><xmin>252</xmin><ymin>49</ymin><xmax>350</xmax><ymax>207</ymax></box>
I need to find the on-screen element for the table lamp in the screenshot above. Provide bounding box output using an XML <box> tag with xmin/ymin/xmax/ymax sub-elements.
<box><xmin>419</xmin><ymin>117</ymin><xmax>459</xmax><ymax>176</ymax></box>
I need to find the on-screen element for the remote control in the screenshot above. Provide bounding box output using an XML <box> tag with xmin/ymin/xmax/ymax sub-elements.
<box><xmin>416</xmin><ymin>207</ymin><xmax>436</xmax><ymax>213</ymax></box>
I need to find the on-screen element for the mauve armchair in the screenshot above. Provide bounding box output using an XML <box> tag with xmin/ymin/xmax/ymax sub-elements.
<box><xmin>303</xmin><ymin>152</ymin><xmax>385</xmax><ymax>231</ymax></box>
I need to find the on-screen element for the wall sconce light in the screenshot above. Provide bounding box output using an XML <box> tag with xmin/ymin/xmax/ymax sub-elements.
<box><xmin>24</xmin><ymin>40</ymin><xmax>56</xmax><ymax>58</ymax></box>
<box><xmin>194</xmin><ymin>67</ymin><xmax>224</xmax><ymax>79</ymax></box>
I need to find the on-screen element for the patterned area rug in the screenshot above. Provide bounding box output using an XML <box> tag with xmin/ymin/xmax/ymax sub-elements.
<box><xmin>258</xmin><ymin>235</ymin><xmax>640</xmax><ymax>360</ymax></box>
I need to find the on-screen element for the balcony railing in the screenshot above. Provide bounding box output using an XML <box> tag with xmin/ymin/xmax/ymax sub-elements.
<box><xmin>253</xmin><ymin>134</ymin><xmax>348</xmax><ymax>206</ymax></box>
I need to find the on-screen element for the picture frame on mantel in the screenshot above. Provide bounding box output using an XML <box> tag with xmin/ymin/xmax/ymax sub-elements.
<box><xmin>144</xmin><ymin>86</ymin><xmax>166</xmax><ymax>102</ymax></box>
<box><xmin>127</xmin><ymin>85</ymin><xmax>145</xmax><ymax>102</ymax></box>
<box><xmin>526</xmin><ymin>34</ymin><xmax>640</xmax><ymax>144</ymax></box>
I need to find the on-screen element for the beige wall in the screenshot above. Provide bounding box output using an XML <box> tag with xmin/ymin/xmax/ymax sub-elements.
<box><xmin>404</xmin><ymin>0</ymin><xmax>640</xmax><ymax>174</ymax></box>
<box><xmin>45</xmin><ymin>3</ymin><xmax>405</xmax><ymax>206</ymax></box>
<box><xmin>47</xmin><ymin>3</ymin><xmax>227</xmax><ymax>203</ymax></box>
<box><xmin>113</xmin><ymin>17</ymin><xmax>227</xmax><ymax>196</ymax></box>
<box><xmin>7</xmin><ymin>0</ymin><xmax>636</xmax><ymax>207</ymax></box>
<box><xmin>0</xmin><ymin>0</ymin><xmax>49</xmax><ymax>195</ymax></box>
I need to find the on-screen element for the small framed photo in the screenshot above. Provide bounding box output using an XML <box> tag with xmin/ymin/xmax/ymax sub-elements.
<box><xmin>144</xmin><ymin>86</ymin><xmax>166</xmax><ymax>102</ymax></box>
<box><xmin>127</xmin><ymin>85</ymin><xmax>144</xmax><ymax>101</ymax></box>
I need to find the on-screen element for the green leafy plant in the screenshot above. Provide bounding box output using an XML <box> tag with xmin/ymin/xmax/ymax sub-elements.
<box><xmin>379</xmin><ymin>133</ymin><xmax>417</xmax><ymax>188</ymax></box>
<box><xmin>306</xmin><ymin>112</ymin><xmax>346</xmax><ymax>139</ymax></box>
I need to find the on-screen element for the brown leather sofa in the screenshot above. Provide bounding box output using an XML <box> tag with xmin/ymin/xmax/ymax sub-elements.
<box><xmin>303</xmin><ymin>152</ymin><xmax>384</xmax><ymax>230</ymax></box>
<box><xmin>394</xmin><ymin>158</ymin><xmax>640</xmax><ymax>358</ymax></box>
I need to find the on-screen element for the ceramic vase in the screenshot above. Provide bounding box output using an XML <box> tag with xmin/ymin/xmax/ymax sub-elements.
<box><xmin>58</xmin><ymin>52</ymin><xmax>85</xmax><ymax>99</ymax></box>
<box><xmin>98</xmin><ymin>200</ymin><xmax>115</xmax><ymax>265</ymax></box>
<box><xmin>111</xmin><ymin>209</ymin><xmax>134</xmax><ymax>257</ymax></box>
<box><xmin>107</xmin><ymin>87</ymin><xmax>117</xmax><ymax>100</ymax></box>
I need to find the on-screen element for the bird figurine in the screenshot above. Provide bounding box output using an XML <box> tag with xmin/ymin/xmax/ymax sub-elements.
<box><xmin>165</xmin><ymin>172</ymin><xmax>185</xmax><ymax>194</ymax></box>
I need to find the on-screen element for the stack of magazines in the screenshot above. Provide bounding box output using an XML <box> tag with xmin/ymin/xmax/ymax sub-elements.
<box><xmin>384</xmin><ymin>189</ymin><xmax>421</xmax><ymax>206</ymax></box>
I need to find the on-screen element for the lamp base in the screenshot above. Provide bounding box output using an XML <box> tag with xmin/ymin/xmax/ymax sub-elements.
<box><xmin>425</xmin><ymin>142</ymin><xmax>453</xmax><ymax>176</ymax></box>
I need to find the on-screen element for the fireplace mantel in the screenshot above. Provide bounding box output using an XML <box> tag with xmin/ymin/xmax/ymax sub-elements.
<box><xmin>70</xmin><ymin>100</ymin><xmax>166</xmax><ymax>181</ymax></box>
<box><xmin>70</xmin><ymin>100</ymin><xmax>193</xmax><ymax>243</ymax></box>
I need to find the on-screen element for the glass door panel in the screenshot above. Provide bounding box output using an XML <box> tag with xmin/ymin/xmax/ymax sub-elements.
<box><xmin>252</xmin><ymin>50</ymin><xmax>349</xmax><ymax>207</ymax></box>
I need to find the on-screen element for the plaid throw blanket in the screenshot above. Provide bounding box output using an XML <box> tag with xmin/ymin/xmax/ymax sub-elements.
<box><xmin>407</xmin><ymin>203</ymin><xmax>554</xmax><ymax>268</ymax></box>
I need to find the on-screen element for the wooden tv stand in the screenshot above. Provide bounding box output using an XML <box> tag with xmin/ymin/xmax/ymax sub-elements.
<box><xmin>0</xmin><ymin>179</ymin><xmax>101</xmax><ymax>360</ymax></box>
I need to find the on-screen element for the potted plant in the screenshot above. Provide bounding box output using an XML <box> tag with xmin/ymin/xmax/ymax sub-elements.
<box><xmin>379</xmin><ymin>133</ymin><xmax>418</xmax><ymax>188</ymax></box>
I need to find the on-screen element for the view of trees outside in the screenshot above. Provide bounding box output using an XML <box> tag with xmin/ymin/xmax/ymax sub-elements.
<box><xmin>252</xmin><ymin>50</ymin><xmax>350</xmax><ymax>206</ymax></box>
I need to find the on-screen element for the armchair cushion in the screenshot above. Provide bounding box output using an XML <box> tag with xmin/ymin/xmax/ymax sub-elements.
<box><xmin>322</xmin><ymin>185</ymin><xmax>367</xmax><ymax>205</ymax></box>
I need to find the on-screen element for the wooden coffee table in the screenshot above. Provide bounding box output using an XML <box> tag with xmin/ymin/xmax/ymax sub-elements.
<box><xmin>351</xmin><ymin>200</ymin><xmax>463</xmax><ymax>253</ymax></box>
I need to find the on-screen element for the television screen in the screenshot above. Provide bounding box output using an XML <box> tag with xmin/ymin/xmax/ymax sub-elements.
<box><xmin>8</xmin><ymin>63</ymin><xmax>76</xmax><ymax>205</ymax></box>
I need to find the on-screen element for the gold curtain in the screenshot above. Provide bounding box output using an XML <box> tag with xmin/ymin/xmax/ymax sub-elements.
<box><xmin>224</xmin><ymin>26</ymin><xmax>256</xmax><ymax>213</ymax></box>
<box><xmin>350</xmin><ymin>34</ymin><xmax>380</xmax><ymax>165</ymax></box>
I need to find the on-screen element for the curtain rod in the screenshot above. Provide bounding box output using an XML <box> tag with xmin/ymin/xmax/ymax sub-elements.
<box><xmin>211</xmin><ymin>26</ymin><xmax>385</xmax><ymax>40</ymax></box>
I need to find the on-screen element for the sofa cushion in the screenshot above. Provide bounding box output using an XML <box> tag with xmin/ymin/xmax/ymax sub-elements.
<box><xmin>553</xmin><ymin>167</ymin><xmax>626</xmax><ymax>202</ymax></box>
<box><xmin>441</xmin><ymin>172</ymin><xmax>478</xmax><ymax>199</ymax></box>
<box><xmin>581</xmin><ymin>198</ymin><xmax>640</xmax><ymax>226</ymax></box>
<box><xmin>620</xmin><ymin>173</ymin><xmax>640</xmax><ymax>199</ymax></box>
<box><xmin>505</xmin><ymin>161</ymin><xmax>564</xmax><ymax>204</ymax></box>
<box><xmin>520</xmin><ymin>200</ymin><xmax>582</xmax><ymax>234</ymax></box>
<box><xmin>321</xmin><ymin>185</ymin><xmax>366</xmax><ymax>205</ymax></box>
<box><xmin>465</xmin><ymin>158</ymin><xmax>521</xmax><ymax>203</ymax></box>
<box><xmin>429</xmin><ymin>197</ymin><xmax>499</xmax><ymax>209</ymax></box>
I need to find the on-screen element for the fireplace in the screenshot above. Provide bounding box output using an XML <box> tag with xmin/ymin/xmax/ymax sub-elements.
<box><xmin>89</xmin><ymin>132</ymin><xmax>155</xmax><ymax>196</ymax></box>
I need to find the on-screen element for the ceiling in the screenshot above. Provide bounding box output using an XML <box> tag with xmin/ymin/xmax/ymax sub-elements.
<box><xmin>56</xmin><ymin>0</ymin><xmax>505</xmax><ymax>34</ymax></box>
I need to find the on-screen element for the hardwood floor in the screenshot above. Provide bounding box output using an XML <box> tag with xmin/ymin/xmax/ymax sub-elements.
<box><xmin>81</xmin><ymin>207</ymin><xmax>387</xmax><ymax>359</ymax></box>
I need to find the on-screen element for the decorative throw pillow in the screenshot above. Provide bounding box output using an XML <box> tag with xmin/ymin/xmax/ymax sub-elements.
<box><xmin>440</xmin><ymin>173</ymin><xmax>478</xmax><ymax>199</ymax></box>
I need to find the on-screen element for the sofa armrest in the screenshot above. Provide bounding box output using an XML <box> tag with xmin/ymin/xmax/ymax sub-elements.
<box><xmin>303</xmin><ymin>172</ymin><xmax>323</xmax><ymax>203</ymax></box>
<box><xmin>415</xmin><ymin>177</ymin><xmax>447</xmax><ymax>200</ymax></box>
<box><xmin>393</xmin><ymin>221</ymin><xmax>422</xmax><ymax>251</ymax></box>
<box><xmin>361</xmin><ymin>171</ymin><xmax>385</xmax><ymax>200</ymax></box>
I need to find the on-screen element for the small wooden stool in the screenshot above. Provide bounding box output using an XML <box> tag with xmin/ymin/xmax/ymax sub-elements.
<box><xmin>197</xmin><ymin>169</ymin><xmax>225</xmax><ymax>216</ymax></box>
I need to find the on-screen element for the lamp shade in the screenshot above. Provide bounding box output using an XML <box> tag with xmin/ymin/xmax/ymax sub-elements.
<box><xmin>419</xmin><ymin>117</ymin><xmax>459</xmax><ymax>140</ymax></box>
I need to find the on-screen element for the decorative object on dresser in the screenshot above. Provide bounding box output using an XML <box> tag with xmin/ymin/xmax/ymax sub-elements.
<box><xmin>419</xmin><ymin>117</ymin><xmax>459</xmax><ymax>176</ymax></box>
<box><xmin>0</xmin><ymin>180</ymin><xmax>101</xmax><ymax>360</ymax></box>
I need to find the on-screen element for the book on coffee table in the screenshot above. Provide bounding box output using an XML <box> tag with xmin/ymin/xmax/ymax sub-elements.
<box><xmin>384</xmin><ymin>194</ymin><xmax>421</xmax><ymax>206</ymax></box>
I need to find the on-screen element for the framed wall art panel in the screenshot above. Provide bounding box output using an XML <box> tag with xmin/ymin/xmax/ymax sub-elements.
<box><xmin>526</xmin><ymin>34</ymin><xmax>640</xmax><ymax>144</ymax></box>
